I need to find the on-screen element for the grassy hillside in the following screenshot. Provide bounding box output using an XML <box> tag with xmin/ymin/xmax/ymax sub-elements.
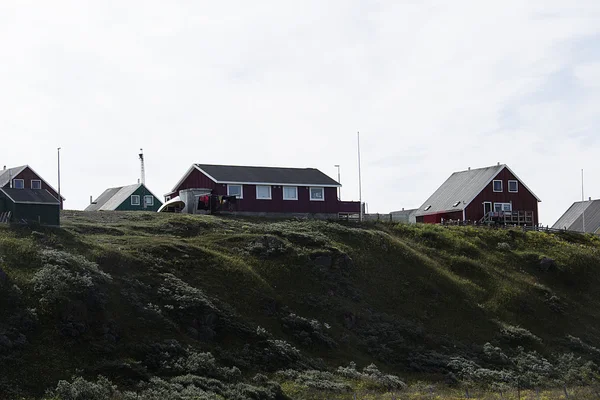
<box><xmin>1</xmin><ymin>211</ymin><xmax>600</xmax><ymax>399</ymax></box>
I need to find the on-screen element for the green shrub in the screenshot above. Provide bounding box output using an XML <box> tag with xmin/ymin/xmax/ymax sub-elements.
<box><xmin>50</xmin><ymin>376</ymin><xmax>119</xmax><ymax>400</ymax></box>
<box><xmin>31</xmin><ymin>250</ymin><xmax>111</xmax><ymax>314</ymax></box>
<box><xmin>498</xmin><ymin>324</ymin><xmax>542</xmax><ymax>346</ymax></box>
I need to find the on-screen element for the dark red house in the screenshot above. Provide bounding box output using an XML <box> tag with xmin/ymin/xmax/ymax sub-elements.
<box><xmin>163</xmin><ymin>164</ymin><xmax>360</xmax><ymax>218</ymax></box>
<box><xmin>0</xmin><ymin>165</ymin><xmax>65</xmax><ymax>209</ymax></box>
<box><xmin>415</xmin><ymin>164</ymin><xmax>541</xmax><ymax>226</ymax></box>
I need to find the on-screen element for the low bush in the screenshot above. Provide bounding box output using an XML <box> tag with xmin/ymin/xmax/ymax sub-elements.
<box><xmin>498</xmin><ymin>324</ymin><xmax>542</xmax><ymax>346</ymax></box>
<box><xmin>31</xmin><ymin>250</ymin><xmax>111</xmax><ymax>315</ymax></box>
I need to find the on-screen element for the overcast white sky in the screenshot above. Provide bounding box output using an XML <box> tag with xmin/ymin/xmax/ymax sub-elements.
<box><xmin>1</xmin><ymin>1</ymin><xmax>599</xmax><ymax>224</ymax></box>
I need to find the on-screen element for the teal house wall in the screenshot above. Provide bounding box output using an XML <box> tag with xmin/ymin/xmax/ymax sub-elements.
<box><xmin>115</xmin><ymin>185</ymin><xmax>162</xmax><ymax>212</ymax></box>
<box><xmin>0</xmin><ymin>188</ymin><xmax>61</xmax><ymax>226</ymax></box>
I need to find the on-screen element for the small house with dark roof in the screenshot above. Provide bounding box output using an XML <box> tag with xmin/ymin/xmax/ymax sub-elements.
<box><xmin>85</xmin><ymin>183</ymin><xmax>162</xmax><ymax>212</ymax></box>
<box><xmin>0</xmin><ymin>188</ymin><xmax>61</xmax><ymax>226</ymax></box>
<box><xmin>0</xmin><ymin>165</ymin><xmax>65</xmax><ymax>208</ymax></box>
<box><xmin>164</xmin><ymin>163</ymin><xmax>360</xmax><ymax>218</ymax></box>
<box><xmin>552</xmin><ymin>199</ymin><xmax>600</xmax><ymax>234</ymax></box>
<box><xmin>415</xmin><ymin>164</ymin><xmax>541</xmax><ymax>225</ymax></box>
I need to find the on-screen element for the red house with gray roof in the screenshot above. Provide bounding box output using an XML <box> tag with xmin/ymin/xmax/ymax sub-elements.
<box><xmin>415</xmin><ymin>164</ymin><xmax>541</xmax><ymax>226</ymax></box>
<box><xmin>164</xmin><ymin>164</ymin><xmax>360</xmax><ymax>218</ymax></box>
<box><xmin>0</xmin><ymin>165</ymin><xmax>65</xmax><ymax>209</ymax></box>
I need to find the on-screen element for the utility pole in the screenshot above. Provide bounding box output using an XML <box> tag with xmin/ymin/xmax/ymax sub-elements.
<box><xmin>582</xmin><ymin>169</ymin><xmax>586</xmax><ymax>233</ymax></box>
<box><xmin>57</xmin><ymin>147</ymin><xmax>61</xmax><ymax>207</ymax></box>
<box><xmin>334</xmin><ymin>164</ymin><xmax>341</xmax><ymax>200</ymax></box>
<box><xmin>357</xmin><ymin>132</ymin><xmax>363</xmax><ymax>222</ymax></box>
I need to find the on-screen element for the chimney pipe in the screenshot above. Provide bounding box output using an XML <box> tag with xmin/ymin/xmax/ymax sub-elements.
<box><xmin>139</xmin><ymin>149</ymin><xmax>146</xmax><ymax>185</ymax></box>
<box><xmin>468</xmin><ymin>167</ymin><xmax>471</xmax><ymax>170</ymax></box>
<box><xmin>90</xmin><ymin>195</ymin><xmax>93</xmax><ymax>205</ymax></box>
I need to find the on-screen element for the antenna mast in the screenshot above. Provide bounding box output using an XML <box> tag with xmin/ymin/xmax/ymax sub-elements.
<box><xmin>582</xmin><ymin>168</ymin><xmax>586</xmax><ymax>233</ymax></box>
<box><xmin>357</xmin><ymin>131</ymin><xmax>363</xmax><ymax>222</ymax></box>
<box><xmin>139</xmin><ymin>149</ymin><xmax>145</xmax><ymax>185</ymax></box>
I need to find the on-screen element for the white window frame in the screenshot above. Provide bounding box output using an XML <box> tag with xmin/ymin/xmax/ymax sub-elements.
<box><xmin>508</xmin><ymin>180</ymin><xmax>518</xmax><ymax>193</ymax></box>
<box><xmin>13</xmin><ymin>179</ymin><xmax>24</xmax><ymax>189</ymax></box>
<box><xmin>144</xmin><ymin>195</ymin><xmax>154</xmax><ymax>206</ymax></box>
<box><xmin>256</xmin><ymin>185</ymin><xmax>272</xmax><ymax>200</ymax></box>
<box><xmin>31</xmin><ymin>179</ymin><xmax>42</xmax><ymax>189</ymax></box>
<box><xmin>493</xmin><ymin>180</ymin><xmax>503</xmax><ymax>192</ymax></box>
<box><xmin>494</xmin><ymin>202</ymin><xmax>512</xmax><ymax>212</ymax></box>
<box><xmin>227</xmin><ymin>184</ymin><xmax>243</xmax><ymax>199</ymax></box>
<box><xmin>131</xmin><ymin>195</ymin><xmax>140</xmax><ymax>205</ymax></box>
<box><xmin>283</xmin><ymin>186</ymin><xmax>298</xmax><ymax>201</ymax></box>
<box><xmin>309</xmin><ymin>187</ymin><xmax>325</xmax><ymax>201</ymax></box>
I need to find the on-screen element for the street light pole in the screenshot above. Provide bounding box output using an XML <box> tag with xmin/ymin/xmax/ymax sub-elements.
<box><xmin>357</xmin><ymin>131</ymin><xmax>363</xmax><ymax>222</ymax></box>
<box><xmin>57</xmin><ymin>147</ymin><xmax>61</xmax><ymax>208</ymax></box>
<box><xmin>582</xmin><ymin>168</ymin><xmax>586</xmax><ymax>233</ymax></box>
<box><xmin>334</xmin><ymin>164</ymin><xmax>341</xmax><ymax>200</ymax></box>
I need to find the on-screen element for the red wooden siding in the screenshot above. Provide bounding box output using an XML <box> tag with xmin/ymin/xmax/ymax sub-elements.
<box><xmin>171</xmin><ymin>168</ymin><xmax>359</xmax><ymax>214</ymax></box>
<box><xmin>416</xmin><ymin>211</ymin><xmax>463</xmax><ymax>224</ymax></box>
<box><xmin>166</xmin><ymin>168</ymin><xmax>218</xmax><ymax>199</ymax></box>
<box><xmin>3</xmin><ymin>167</ymin><xmax>63</xmax><ymax>209</ymax></box>
<box><xmin>465</xmin><ymin>168</ymin><xmax>539</xmax><ymax>225</ymax></box>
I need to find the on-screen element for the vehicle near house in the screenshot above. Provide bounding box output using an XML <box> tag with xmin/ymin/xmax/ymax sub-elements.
<box><xmin>0</xmin><ymin>187</ymin><xmax>61</xmax><ymax>226</ymax></box>
<box><xmin>162</xmin><ymin>163</ymin><xmax>361</xmax><ymax>219</ymax></box>
<box><xmin>0</xmin><ymin>165</ymin><xmax>65</xmax><ymax>208</ymax></box>
<box><xmin>552</xmin><ymin>199</ymin><xmax>600</xmax><ymax>234</ymax></box>
<box><xmin>415</xmin><ymin>164</ymin><xmax>541</xmax><ymax>226</ymax></box>
<box><xmin>85</xmin><ymin>183</ymin><xmax>162</xmax><ymax>212</ymax></box>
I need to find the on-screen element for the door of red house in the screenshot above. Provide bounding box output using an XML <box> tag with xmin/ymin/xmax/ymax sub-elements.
<box><xmin>483</xmin><ymin>202</ymin><xmax>492</xmax><ymax>215</ymax></box>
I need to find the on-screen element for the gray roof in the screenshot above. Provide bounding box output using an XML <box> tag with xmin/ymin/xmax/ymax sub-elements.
<box><xmin>0</xmin><ymin>188</ymin><xmax>60</xmax><ymax>205</ymax></box>
<box><xmin>415</xmin><ymin>165</ymin><xmax>505</xmax><ymax>217</ymax></box>
<box><xmin>552</xmin><ymin>200</ymin><xmax>600</xmax><ymax>233</ymax></box>
<box><xmin>0</xmin><ymin>166</ymin><xmax>27</xmax><ymax>188</ymax></box>
<box><xmin>195</xmin><ymin>164</ymin><xmax>340</xmax><ymax>186</ymax></box>
<box><xmin>86</xmin><ymin>184</ymin><xmax>142</xmax><ymax>211</ymax></box>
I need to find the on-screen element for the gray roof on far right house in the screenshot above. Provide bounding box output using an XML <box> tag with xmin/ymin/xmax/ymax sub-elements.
<box><xmin>552</xmin><ymin>200</ymin><xmax>600</xmax><ymax>234</ymax></box>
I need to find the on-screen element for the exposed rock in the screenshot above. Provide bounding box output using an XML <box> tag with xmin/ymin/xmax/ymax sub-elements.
<box><xmin>313</xmin><ymin>255</ymin><xmax>332</xmax><ymax>267</ymax></box>
<box><xmin>343</xmin><ymin>312</ymin><xmax>357</xmax><ymax>330</ymax></box>
<box><xmin>0</xmin><ymin>335</ymin><xmax>13</xmax><ymax>353</ymax></box>
<box><xmin>246</xmin><ymin>235</ymin><xmax>289</xmax><ymax>258</ymax></box>
<box><xmin>334</xmin><ymin>254</ymin><xmax>354</xmax><ymax>270</ymax></box>
<box><xmin>0</xmin><ymin>267</ymin><xmax>8</xmax><ymax>287</ymax></box>
<box><xmin>539</xmin><ymin>257</ymin><xmax>557</xmax><ymax>272</ymax></box>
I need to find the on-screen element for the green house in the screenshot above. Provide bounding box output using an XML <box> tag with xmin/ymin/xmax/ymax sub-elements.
<box><xmin>0</xmin><ymin>188</ymin><xmax>61</xmax><ymax>226</ymax></box>
<box><xmin>85</xmin><ymin>183</ymin><xmax>162</xmax><ymax>212</ymax></box>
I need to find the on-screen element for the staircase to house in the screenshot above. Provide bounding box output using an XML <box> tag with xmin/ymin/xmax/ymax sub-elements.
<box><xmin>479</xmin><ymin>210</ymin><xmax>534</xmax><ymax>226</ymax></box>
<box><xmin>0</xmin><ymin>211</ymin><xmax>11</xmax><ymax>224</ymax></box>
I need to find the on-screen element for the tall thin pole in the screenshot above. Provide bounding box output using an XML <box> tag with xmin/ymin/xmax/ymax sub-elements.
<box><xmin>357</xmin><ymin>132</ymin><xmax>363</xmax><ymax>222</ymax></box>
<box><xmin>334</xmin><ymin>164</ymin><xmax>341</xmax><ymax>200</ymax></box>
<box><xmin>582</xmin><ymin>169</ymin><xmax>586</xmax><ymax>233</ymax></box>
<box><xmin>57</xmin><ymin>147</ymin><xmax>61</xmax><ymax>206</ymax></box>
